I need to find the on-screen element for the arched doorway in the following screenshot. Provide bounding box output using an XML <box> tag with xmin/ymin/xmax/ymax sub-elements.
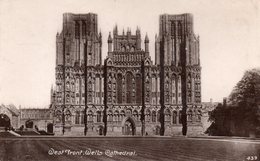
<box><xmin>0</xmin><ymin>114</ymin><xmax>10</xmax><ymax>128</ymax></box>
<box><xmin>47</xmin><ymin>123</ymin><xmax>53</xmax><ymax>133</ymax></box>
<box><xmin>25</xmin><ymin>120</ymin><xmax>33</xmax><ymax>128</ymax></box>
<box><xmin>98</xmin><ymin>126</ymin><xmax>103</xmax><ymax>135</ymax></box>
<box><xmin>122</xmin><ymin>118</ymin><xmax>135</xmax><ymax>136</ymax></box>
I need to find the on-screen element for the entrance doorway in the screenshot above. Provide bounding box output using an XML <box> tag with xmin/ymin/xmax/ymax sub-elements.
<box><xmin>0</xmin><ymin>114</ymin><xmax>10</xmax><ymax>129</ymax></box>
<box><xmin>122</xmin><ymin>118</ymin><xmax>135</xmax><ymax>135</ymax></box>
<box><xmin>98</xmin><ymin>126</ymin><xmax>103</xmax><ymax>135</ymax></box>
<box><xmin>25</xmin><ymin>120</ymin><xmax>34</xmax><ymax>128</ymax></box>
<box><xmin>47</xmin><ymin>123</ymin><xmax>53</xmax><ymax>133</ymax></box>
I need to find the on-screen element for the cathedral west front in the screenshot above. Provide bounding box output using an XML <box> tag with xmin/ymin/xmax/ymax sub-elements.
<box><xmin>50</xmin><ymin>13</ymin><xmax>203</xmax><ymax>136</ymax></box>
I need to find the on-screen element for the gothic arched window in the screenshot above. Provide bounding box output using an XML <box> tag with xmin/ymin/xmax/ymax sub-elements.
<box><xmin>157</xmin><ymin>111</ymin><xmax>160</xmax><ymax>122</ymax></box>
<box><xmin>75</xmin><ymin>21</ymin><xmax>80</xmax><ymax>38</ymax></box>
<box><xmin>121</xmin><ymin>46</ymin><xmax>126</xmax><ymax>52</ymax></box>
<box><xmin>179</xmin><ymin>110</ymin><xmax>182</xmax><ymax>124</ymax></box>
<box><xmin>117</xmin><ymin>74</ymin><xmax>123</xmax><ymax>103</ymax></box>
<box><xmin>81</xmin><ymin>111</ymin><xmax>84</xmax><ymax>124</ymax></box>
<box><xmin>172</xmin><ymin>111</ymin><xmax>177</xmax><ymax>124</ymax></box>
<box><xmin>126</xmin><ymin>72</ymin><xmax>133</xmax><ymax>103</ymax></box>
<box><xmin>75</xmin><ymin>111</ymin><xmax>80</xmax><ymax>124</ymax></box>
<box><xmin>130</xmin><ymin>46</ymin><xmax>135</xmax><ymax>52</ymax></box>
<box><xmin>114</xmin><ymin>110</ymin><xmax>119</xmax><ymax>122</ymax></box>
<box><xmin>82</xmin><ymin>21</ymin><xmax>86</xmax><ymax>36</ymax></box>
<box><xmin>88</xmin><ymin>110</ymin><xmax>93</xmax><ymax>122</ymax></box>
<box><xmin>152</xmin><ymin>111</ymin><xmax>156</xmax><ymax>122</ymax></box>
<box><xmin>119</xmin><ymin>110</ymin><xmax>125</xmax><ymax>121</ymax></box>
<box><xmin>108</xmin><ymin>110</ymin><xmax>113</xmax><ymax>122</ymax></box>
<box><xmin>96</xmin><ymin>111</ymin><xmax>101</xmax><ymax>122</ymax></box>
<box><xmin>136</xmin><ymin>74</ymin><xmax>142</xmax><ymax>104</ymax></box>
<box><xmin>171</xmin><ymin>21</ymin><xmax>176</xmax><ymax>36</ymax></box>
<box><xmin>178</xmin><ymin>22</ymin><xmax>182</xmax><ymax>37</ymax></box>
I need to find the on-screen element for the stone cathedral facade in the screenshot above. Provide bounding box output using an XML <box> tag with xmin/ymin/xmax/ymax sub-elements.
<box><xmin>50</xmin><ymin>13</ymin><xmax>203</xmax><ymax>136</ymax></box>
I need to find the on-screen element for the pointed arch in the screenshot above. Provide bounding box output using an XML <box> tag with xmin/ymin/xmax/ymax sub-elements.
<box><xmin>117</xmin><ymin>73</ymin><xmax>123</xmax><ymax>103</ymax></box>
<box><xmin>172</xmin><ymin>110</ymin><xmax>177</xmax><ymax>124</ymax></box>
<box><xmin>136</xmin><ymin>74</ymin><xmax>142</xmax><ymax>104</ymax></box>
<box><xmin>88</xmin><ymin>110</ymin><xmax>93</xmax><ymax>122</ymax></box>
<box><xmin>75</xmin><ymin>21</ymin><xmax>80</xmax><ymax>38</ymax></box>
<box><xmin>75</xmin><ymin>111</ymin><xmax>80</xmax><ymax>124</ymax></box>
<box><xmin>152</xmin><ymin>110</ymin><xmax>156</xmax><ymax>122</ymax></box>
<box><xmin>119</xmin><ymin>110</ymin><xmax>125</xmax><ymax>121</ymax></box>
<box><xmin>126</xmin><ymin>72</ymin><xmax>133</xmax><ymax>103</ymax></box>
<box><xmin>96</xmin><ymin>111</ymin><xmax>101</xmax><ymax>122</ymax></box>
<box><xmin>114</xmin><ymin>110</ymin><xmax>119</xmax><ymax>122</ymax></box>
<box><xmin>108</xmin><ymin>110</ymin><xmax>113</xmax><ymax>122</ymax></box>
<box><xmin>178</xmin><ymin>21</ymin><xmax>182</xmax><ymax>37</ymax></box>
<box><xmin>178</xmin><ymin>110</ymin><xmax>182</xmax><ymax>124</ymax></box>
<box><xmin>82</xmin><ymin>21</ymin><xmax>86</xmax><ymax>36</ymax></box>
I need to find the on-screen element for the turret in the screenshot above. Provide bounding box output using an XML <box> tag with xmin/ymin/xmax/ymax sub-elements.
<box><xmin>155</xmin><ymin>34</ymin><xmax>160</xmax><ymax>65</ymax></box>
<box><xmin>136</xmin><ymin>26</ymin><xmax>140</xmax><ymax>37</ymax></box>
<box><xmin>113</xmin><ymin>25</ymin><xmax>118</xmax><ymax>36</ymax></box>
<box><xmin>127</xmin><ymin>28</ymin><xmax>131</xmax><ymax>36</ymax></box>
<box><xmin>108</xmin><ymin>32</ymin><xmax>112</xmax><ymax>53</ymax></box>
<box><xmin>145</xmin><ymin>33</ymin><xmax>149</xmax><ymax>53</ymax></box>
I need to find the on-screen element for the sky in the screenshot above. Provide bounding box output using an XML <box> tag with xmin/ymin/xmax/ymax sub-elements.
<box><xmin>0</xmin><ymin>0</ymin><xmax>259</xmax><ymax>108</ymax></box>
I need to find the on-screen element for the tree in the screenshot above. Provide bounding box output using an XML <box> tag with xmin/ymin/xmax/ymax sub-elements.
<box><xmin>19</xmin><ymin>125</ymin><xmax>24</xmax><ymax>131</ymax></box>
<box><xmin>206</xmin><ymin>69</ymin><xmax>260</xmax><ymax>137</ymax></box>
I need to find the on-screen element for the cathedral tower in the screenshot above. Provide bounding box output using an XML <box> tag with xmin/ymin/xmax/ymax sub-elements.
<box><xmin>56</xmin><ymin>13</ymin><xmax>102</xmax><ymax>66</ymax></box>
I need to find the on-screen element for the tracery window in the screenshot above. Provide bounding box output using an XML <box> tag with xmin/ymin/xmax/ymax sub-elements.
<box><xmin>82</xmin><ymin>21</ymin><xmax>86</xmax><ymax>36</ymax></box>
<box><xmin>117</xmin><ymin>74</ymin><xmax>123</xmax><ymax>103</ymax></box>
<box><xmin>178</xmin><ymin>22</ymin><xmax>182</xmax><ymax>37</ymax></box>
<box><xmin>171</xmin><ymin>21</ymin><xmax>176</xmax><ymax>36</ymax></box>
<box><xmin>108</xmin><ymin>110</ymin><xmax>113</xmax><ymax>122</ymax></box>
<box><xmin>75</xmin><ymin>111</ymin><xmax>80</xmax><ymax>124</ymax></box>
<box><xmin>88</xmin><ymin>110</ymin><xmax>93</xmax><ymax>122</ymax></box>
<box><xmin>172</xmin><ymin>111</ymin><xmax>177</xmax><ymax>124</ymax></box>
<box><xmin>75</xmin><ymin>21</ymin><xmax>80</xmax><ymax>38</ymax></box>
<box><xmin>152</xmin><ymin>111</ymin><xmax>156</xmax><ymax>122</ymax></box>
<box><xmin>179</xmin><ymin>110</ymin><xmax>182</xmax><ymax>124</ymax></box>
<box><xmin>81</xmin><ymin>111</ymin><xmax>84</xmax><ymax>124</ymax></box>
<box><xmin>96</xmin><ymin>111</ymin><xmax>101</xmax><ymax>122</ymax></box>
<box><xmin>126</xmin><ymin>72</ymin><xmax>133</xmax><ymax>103</ymax></box>
<box><xmin>136</xmin><ymin>74</ymin><xmax>142</xmax><ymax>104</ymax></box>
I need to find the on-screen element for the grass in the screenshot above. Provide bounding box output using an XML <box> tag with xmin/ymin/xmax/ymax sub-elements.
<box><xmin>0</xmin><ymin>137</ymin><xmax>259</xmax><ymax>161</ymax></box>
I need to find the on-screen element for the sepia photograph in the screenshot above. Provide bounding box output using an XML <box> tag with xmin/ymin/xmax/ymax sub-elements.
<box><xmin>0</xmin><ymin>0</ymin><xmax>259</xmax><ymax>160</ymax></box>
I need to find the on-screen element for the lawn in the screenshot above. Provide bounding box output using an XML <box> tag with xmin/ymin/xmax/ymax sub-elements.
<box><xmin>0</xmin><ymin>137</ymin><xmax>259</xmax><ymax>161</ymax></box>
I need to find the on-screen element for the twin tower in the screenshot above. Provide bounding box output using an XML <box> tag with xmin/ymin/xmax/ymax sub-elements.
<box><xmin>51</xmin><ymin>13</ymin><xmax>202</xmax><ymax>136</ymax></box>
